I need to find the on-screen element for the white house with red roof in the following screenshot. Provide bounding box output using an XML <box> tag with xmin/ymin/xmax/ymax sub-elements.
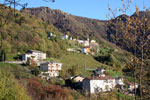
<box><xmin>82</xmin><ymin>68</ymin><xmax>124</xmax><ymax>94</ymax></box>
<box><xmin>83</xmin><ymin>76</ymin><xmax>124</xmax><ymax>94</ymax></box>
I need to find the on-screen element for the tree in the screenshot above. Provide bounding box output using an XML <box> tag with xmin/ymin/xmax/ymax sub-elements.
<box><xmin>107</xmin><ymin>0</ymin><xmax>150</xmax><ymax>99</ymax></box>
<box><xmin>0</xmin><ymin>50</ymin><xmax>6</xmax><ymax>62</ymax></box>
<box><xmin>0</xmin><ymin>0</ymin><xmax>55</xmax><ymax>51</ymax></box>
<box><xmin>31</xmin><ymin>67</ymin><xmax>41</xmax><ymax>76</ymax></box>
<box><xmin>0</xmin><ymin>68</ymin><xmax>31</xmax><ymax>100</ymax></box>
<box><xmin>69</xmin><ymin>65</ymin><xmax>79</xmax><ymax>76</ymax></box>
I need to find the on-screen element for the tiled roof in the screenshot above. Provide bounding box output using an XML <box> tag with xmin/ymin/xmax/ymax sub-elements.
<box><xmin>87</xmin><ymin>76</ymin><xmax>114</xmax><ymax>80</ymax></box>
<box><xmin>83</xmin><ymin>46</ymin><xmax>90</xmax><ymax>48</ymax></box>
<box><xmin>29</xmin><ymin>50</ymin><xmax>44</xmax><ymax>53</ymax></box>
<box><xmin>40</xmin><ymin>61</ymin><xmax>62</xmax><ymax>65</ymax></box>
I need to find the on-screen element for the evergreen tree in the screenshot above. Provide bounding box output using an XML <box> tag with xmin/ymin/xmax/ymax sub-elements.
<box><xmin>0</xmin><ymin>50</ymin><xmax>6</xmax><ymax>62</ymax></box>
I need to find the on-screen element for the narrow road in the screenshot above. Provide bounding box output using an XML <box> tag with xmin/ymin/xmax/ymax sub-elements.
<box><xmin>1</xmin><ymin>61</ymin><xmax>24</xmax><ymax>64</ymax></box>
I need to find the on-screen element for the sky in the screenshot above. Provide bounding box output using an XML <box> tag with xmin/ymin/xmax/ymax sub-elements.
<box><xmin>0</xmin><ymin>0</ymin><xmax>150</xmax><ymax>20</ymax></box>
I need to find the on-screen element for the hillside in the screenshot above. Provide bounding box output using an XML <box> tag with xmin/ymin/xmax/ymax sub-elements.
<box><xmin>0</xmin><ymin>4</ymin><xmax>67</xmax><ymax>58</ymax></box>
<box><xmin>0</xmin><ymin>4</ymin><xmax>130</xmax><ymax>74</ymax></box>
<box><xmin>107</xmin><ymin>11</ymin><xmax>150</xmax><ymax>55</ymax></box>
<box><xmin>21</xmin><ymin>7</ymin><xmax>150</xmax><ymax>56</ymax></box>
<box><xmin>0</xmin><ymin>4</ymin><xmax>137</xmax><ymax>100</ymax></box>
<box><xmin>21</xmin><ymin>7</ymin><xmax>108</xmax><ymax>41</ymax></box>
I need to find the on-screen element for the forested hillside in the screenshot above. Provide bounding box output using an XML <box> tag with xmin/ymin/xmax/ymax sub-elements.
<box><xmin>21</xmin><ymin>7</ymin><xmax>150</xmax><ymax>56</ymax></box>
<box><xmin>21</xmin><ymin>7</ymin><xmax>107</xmax><ymax>41</ymax></box>
<box><xmin>0</xmin><ymin>4</ymin><xmax>142</xmax><ymax>100</ymax></box>
<box><xmin>0</xmin><ymin>4</ymin><xmax>67</xmax><ymax>58</ymax></box>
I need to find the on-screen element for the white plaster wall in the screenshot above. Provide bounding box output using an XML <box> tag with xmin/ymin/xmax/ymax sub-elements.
<box><xmin>90</xmin><ymin>79</ymin><xmax>116</xmax><ymax>94</ymax></box>
<box><xmin>115</xmin><ymin>78</ymin><xmax>124</xmax><ymax>85</ymax></box>
<box><xmin>48</xmin><ymin>63</ymin><xmax>62</xmax><ymax>71</ymax></box>
<box><xmin>32</xmin><ymin>52</ymin><xmax>46</xmax><ymax>60</ymax></box>
<box><xmin>42</xmin><ymin>53</ymin><xmax>46</xmax><ymax>59</ymax></box>
<box><xmin>48</xmin><ymin>71</ymin><xmax>59</xmax><ymax>77</ymax></box>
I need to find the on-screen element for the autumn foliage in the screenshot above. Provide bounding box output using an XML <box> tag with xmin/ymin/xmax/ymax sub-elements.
<box><xmin>28</xmin><ymin>77</ymin><xmax>74</xmax><ymax>100</ymax></box>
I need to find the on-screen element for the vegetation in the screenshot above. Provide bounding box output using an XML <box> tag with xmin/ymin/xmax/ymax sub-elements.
<box><xmin>0</xmin><ymin>5</ymin><xmax>67</xmax><ymax>60</ymax></box>
<box><xmin>58</xmin><ymin>52</ymin><xmax>109</xmax><ymax>77</ymax></box>
<box><xmin>21</xmin><ymin>76</ymin><xmax>87</xmax><ymax>100</ymax></box>
<box><xmin>107</xmin><ymin>0</ymin><xmax>150</xmax><ymax>99</ymax></box>
<box><xmin>0</xmin><ymin>1</ymin><xmax>145</xmax><ymax>100</ymax></box>
<box><xmin>21</xmin><ymin>7</ymin><xmax>107</xmax><ymax>41</ymax></box>
<box><xmin>90</xmin><ymin>89</ymin><xmax>133</xmax><ymax>100</ymax></box>
<box><xmin>0</xmin><ymin>50</ymin><xmax>6</xmax><ymax>61</ymax></box>
<box><xmin>0</xmin><ymin>67</ymin><xmax>31</xmax><ymax>100</ymax></box>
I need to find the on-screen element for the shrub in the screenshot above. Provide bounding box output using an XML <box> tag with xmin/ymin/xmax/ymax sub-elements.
<box><xmin>0</xmin><ymin>67</ymin><xmax>31</xmax><ymax>100</ymax></box>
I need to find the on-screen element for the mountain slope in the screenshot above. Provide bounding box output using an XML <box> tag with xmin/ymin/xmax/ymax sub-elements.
<box><xmin>107</xmin><ymin>11</ymin><xmax>150</xmax><ymax>55</ymax></box>
<box><xmin>0</xmin><ymin>4</ymin><xmax>66</xmax><ymax>58</ymax></box>
<box><xmin>21</xmin><ymin>7</ymin><xmax>150</xmax><ymax>56</ymax></box>
<box><xmin>21</xmin><ymin>7</ymin><xmax>108</xmax><ymax>40</ymax></box>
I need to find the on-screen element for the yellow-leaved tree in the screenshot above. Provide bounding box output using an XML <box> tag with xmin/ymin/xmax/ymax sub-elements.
<box><xmin>107</xmin><ymin>0</ymin><xmax>150</xmax><ymax>100</ymax></box>
<box><xmin>0</xmin><ymin>68</ymin><xmax>31</xmax><ymax>100</ymax></box>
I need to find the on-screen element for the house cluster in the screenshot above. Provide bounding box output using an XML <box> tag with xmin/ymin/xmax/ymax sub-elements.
<box><xmin>67</xmin><ymin>37</ymin><xmax>99</xmax><ymax>55</ymax></box>
<box><xmin>67</xmin><ymin>68</ymin><xmax>138</xmax><ymax>95</ymax></box>
<box><xmin>22</xmin><ymin>50</ymin><xmax>138</xmax><ymax>95</ymax></box>
<box><xmin>80</xmin><ymin>39</ymin><xmax>99</xmax><ymax>55</ymax></box>
<box><xmin>22</xmin><ymin>50</ymin><xmax>62</xmax><ymax>79</ymax></box>
<box><xmin>48</xmin><ymin>33</ymin><xmax>99</xmax><ymax>55</ymax></box>
<box><xmin>48</xmin><ymin>33</ymin><xmax>74</xmax><ymax>40</ymax></box>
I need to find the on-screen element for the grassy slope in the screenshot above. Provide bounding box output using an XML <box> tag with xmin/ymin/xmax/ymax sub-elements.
<box><xmin>58</xmin><ymin>52</ymin><xmax>110</xmax><ymax>77</ymax></box>
<box><xmin>0</xmin><ymin>5</ymin><xmax>133</xmax><ymax>79</ymax></box>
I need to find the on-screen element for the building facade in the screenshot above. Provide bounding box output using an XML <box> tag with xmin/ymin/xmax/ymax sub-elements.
<box><xmin>22</xmin><ymin>50</ymin><xmax>46</xmax><ymax>62</ymax></box>
<box><xmin>83</xmin><ymin>68</ymin><xmax>124</xmax><ymax>94</ymax></box>
<box><xmin>82</xmin><ymin>76</ymin><xmax>124</xmax><ymax>94</ymax></box>
<box><xmin>40</xmin><ymin>61</ymin><xmax>62</xmax><ymax>77</ymax></box>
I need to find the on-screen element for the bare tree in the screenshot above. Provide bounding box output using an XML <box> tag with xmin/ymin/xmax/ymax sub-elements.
<box><xmin>107</xmin><ymin>0</ymin><xmax>150</xmax><ymax>100</ymax></box>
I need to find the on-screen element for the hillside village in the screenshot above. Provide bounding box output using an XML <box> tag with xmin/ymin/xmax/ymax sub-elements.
<box><xmin>0</xmin><ymin>29</ymin><xmax>138</xmax><ymax>98</ymax></box>
<box><xmin>19</xmin><ymin>48</ymin><xmax>138</xmax><ymax>96</ymax></box>
<box><xmin>48</xmin><ymin>33</ymin><xmax>99</xmax><ymax>55</ymax></box>
<box><xmin>0</xmin><ymin>26</ymin><xmax>139</xmax><ymax>99</ymax></box>
<box><xmin>0</xmin><ymin>3</ymin><xmax>147</xmax><ymax>100</ymax></box>
<box><xmin>2</xmin><ymin>33</ymin><xmax>136</xmax><ymax>97</ymax></box>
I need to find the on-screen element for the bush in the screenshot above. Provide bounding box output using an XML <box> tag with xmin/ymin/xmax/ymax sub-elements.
<box><xmin>28</xmin><ymin>77</ymin><xmax>74</xmax><ymax>100</ymax></box>
<box><xmin>116</xmin><ymin>92</ymin><xmax>133</xmax><ymax>100</ymax></box>
<box><xmin>0</xmin><ymin>67</ymin><xmax>31</xmax><ymax>100</ymax></box>
<box><xmin>68</xmin><ymin>65</ymin><xmax>79</xmax><ymax>76</ymax></box>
